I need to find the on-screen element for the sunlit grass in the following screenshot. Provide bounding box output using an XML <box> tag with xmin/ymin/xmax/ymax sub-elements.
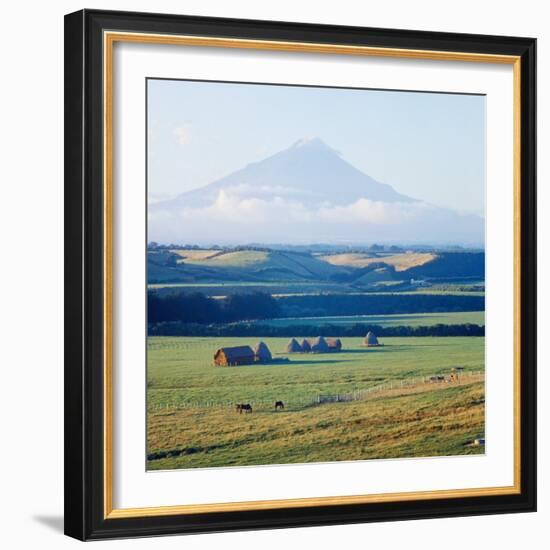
<box><xmin>147</xmin><ymin>336</ymin><xmax>485</xmax><ymax>469</ymax></box>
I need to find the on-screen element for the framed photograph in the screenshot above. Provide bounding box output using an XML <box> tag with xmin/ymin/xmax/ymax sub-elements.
<box><xmin>64</xmin><ymin>9</ymin><xmax>536</xmax><ymax>540</ymax></box>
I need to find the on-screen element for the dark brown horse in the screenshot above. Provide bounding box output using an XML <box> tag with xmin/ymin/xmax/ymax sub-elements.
<box><xmin>236</xmin><ymin>403</ymin><xmax>252</xmax><ymax>414</ymax></box>
<box><xmin>275</xmin><ymin>401</ymin><xmax>285</xmax><ymax>410</ymax></box>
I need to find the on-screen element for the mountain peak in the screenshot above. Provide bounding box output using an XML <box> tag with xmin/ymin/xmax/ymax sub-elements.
<box><xmin>290</xmin><ymin>137</ymin><xmax>338</xmax><ymax>154</ymax></box>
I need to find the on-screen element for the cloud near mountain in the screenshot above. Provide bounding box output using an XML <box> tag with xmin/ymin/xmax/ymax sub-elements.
<box><xmin>149</xmin><ymin>138</ymin><xmax>484</xmax><ymax>246</ymax></box>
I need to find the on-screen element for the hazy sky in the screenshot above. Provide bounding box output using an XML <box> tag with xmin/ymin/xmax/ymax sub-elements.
<box><xmin>148</xmin><ymin>79</ymin><xmax>485</xmax><ymax>216</ymax></box>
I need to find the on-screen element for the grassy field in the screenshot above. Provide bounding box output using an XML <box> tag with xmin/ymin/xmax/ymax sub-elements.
<box><xmin>148</xmin><ymin>281</ymin><xmax>352</xmax><ymax>296</ymax></box>
<box><xmin>149</xmin><ymin>283</ymin><xmax>485</xmax><ymax>298</ymax></box>
<box><xmin>232</xmin><ymin>311</ymin><xmax>485</xmax><ymax>329</ymax></box>
<box><xmin>320</xmin><ymin>252</ymin><xmax>436</xmax><ymax>271</ymax></box>
<box><xmin>170</xmin><ymin>249</ymin><xmax>437</xmax><ymax>271</ymax></box>
<box><xmin>168</xmin><ymin>248</ymin><xmax>344</xmax><ymax>278</ymax></box>
<box><xmin>176</xmin><ymin>249</ymin><xmax>270</xmax><ymax>267</ymax></box>
<box><xmin>147</xmin><ymin>336</ymin><xmax>485</xmax><ymax>469</ymax></box>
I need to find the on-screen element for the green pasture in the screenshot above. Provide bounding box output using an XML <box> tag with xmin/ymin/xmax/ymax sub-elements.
<box><xmin>147</xmin><ymin>336</ymin><xmax>485</xmax><ymax>469</ymax></box>
<box><xmin>147</xmin><ymin>336</ymin><xmax>484</xmax><ymax>408</ymax></box>
<box><xmin>233</xmin><ymin>311</ymin><xmax>485</xmax><ymax>330</ymax></box>
<box><xmin>148</xmin><ymin>281</ymin><xmax>358</xmax><ymax>297</ymax></box>
<box><xmin>148</xmin><ymin>282</ymin><xmax>484</xmax><ymax>298</ymax></box>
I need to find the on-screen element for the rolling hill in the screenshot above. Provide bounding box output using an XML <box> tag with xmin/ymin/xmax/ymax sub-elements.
<box><xmin>320</xmin><ymin>252</ymin><xmax>436</xmax><ymax>271</ymax></box>
<box><xmin>148</xmin><ymin>248</ymin><xmax>484</xmax><ymax>287</ymax></box>
<box><xmin>148</xmin><ymin>248</ymin><xmax>351</xmax><ymax>284</ymax></box>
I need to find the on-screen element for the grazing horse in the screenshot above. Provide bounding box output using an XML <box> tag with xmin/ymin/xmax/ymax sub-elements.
<box><xmin>275</xmin><ymin>401</ymin><xmax>285</xmax><ymax>410</ymax></box>
<box><xmin>236</xmin><ymin>403</ymin><xmax>252</xmax><ymax>414</ymax></box>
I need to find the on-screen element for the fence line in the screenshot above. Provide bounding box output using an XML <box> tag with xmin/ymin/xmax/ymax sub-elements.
<box><xmin>148</xmin><ymin>371</ymin><xmax>483</xmax><ymax>412</ymax></box>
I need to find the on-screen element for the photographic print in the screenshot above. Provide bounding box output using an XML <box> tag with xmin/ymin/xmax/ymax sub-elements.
<box><xmin>146</xmin><ymin>79</ymin><xmax>486</xmax><ymax>471</ymax></box>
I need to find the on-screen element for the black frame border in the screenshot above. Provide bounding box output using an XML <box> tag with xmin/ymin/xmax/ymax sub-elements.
<box><xmin>64</xmin><ymin>9</ymin><xmax>536</xmax><ymax>541</ymax></box>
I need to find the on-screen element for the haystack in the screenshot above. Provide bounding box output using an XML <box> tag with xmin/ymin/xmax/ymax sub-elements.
<box><xmin>253</xmin><ymin>341</ymin><xmax>272</xmax><ymax>363</ymax></box>
<box><xmin>326</xmin><ymin>338</ymin><xmax>342</xmax><ymax>351</ymax></box>
<box><xmin>300</xmin><ymin>339</ymin><xmax>311</xmax><ymax>353</ymax></box>
<box><xmin>309</xmin><ymin>336</ymin><xmax>329</xmax><ymax>353</ymax></box>
<box><xmin>363</xmin><ymin>331</ymin><xmax>380</xmax><ymax>347</ymax></box>
<box><xmin>286</xmin><ymin>338</ymin><xmax>302</xmax><ymax>353</ymax></box>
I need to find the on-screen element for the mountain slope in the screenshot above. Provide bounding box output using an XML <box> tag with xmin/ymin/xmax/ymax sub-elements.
<box><xmin>149</xmin><ymin>138</ymin><xmax>484</xmax><ymax>247</ymax></box>
<box><xmin>151</xmin><ymin>138</ymin><xmax>414</xmax><ymax>211</ymax></box>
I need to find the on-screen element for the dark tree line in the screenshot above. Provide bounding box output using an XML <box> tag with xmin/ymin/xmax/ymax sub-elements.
<box><xmin>148</xmin><ymin>291</ymin><xmax>281</xmax><ymax>324</ymax></box>
<box><xmin>148</xmin><ymin>290</ymin><xmax>484</xmax><ymax>325</ymax></box>
<box><xmin>148</xmin><ymin>321</ymin><xmax>485</xmax><ymax>338</ymax></box>
<box><xmin>278</xmin><ymin>293</ymin><xmax>484</xmax><ymax>318</ymax></box>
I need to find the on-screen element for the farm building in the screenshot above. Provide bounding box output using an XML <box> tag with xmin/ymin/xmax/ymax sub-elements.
<box><xmin>253</xmin><ymin>341</ymin><xmax>272</xmax><ymax>363</ymax></box>
<box><xmin>214</xmin><ymin>346</ymin><xmax>256</xmax><ymax>366</ymax></box>
<box><xmin>326</xmin><ymin>338</ymin><xmax>342</xmax><ymax>352</ymax></box>
<box><xmin>309</xmin><ymin>336</ymin><xmax>329</xmax><ymax>353</ymax></box>
<box><xmin>300</xmin><ymin>338</ymin><xmax>311</xmax><ymax>353</ymax></box>
<box><xmin>363</xmin><ymin>331</ymin><xmax>381</xmax><ymax>347</ymax></box>
<box><xmin>286</xmin><ymin>338</ymin><xmax>302</xmax><ymax>353</ymax></box>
